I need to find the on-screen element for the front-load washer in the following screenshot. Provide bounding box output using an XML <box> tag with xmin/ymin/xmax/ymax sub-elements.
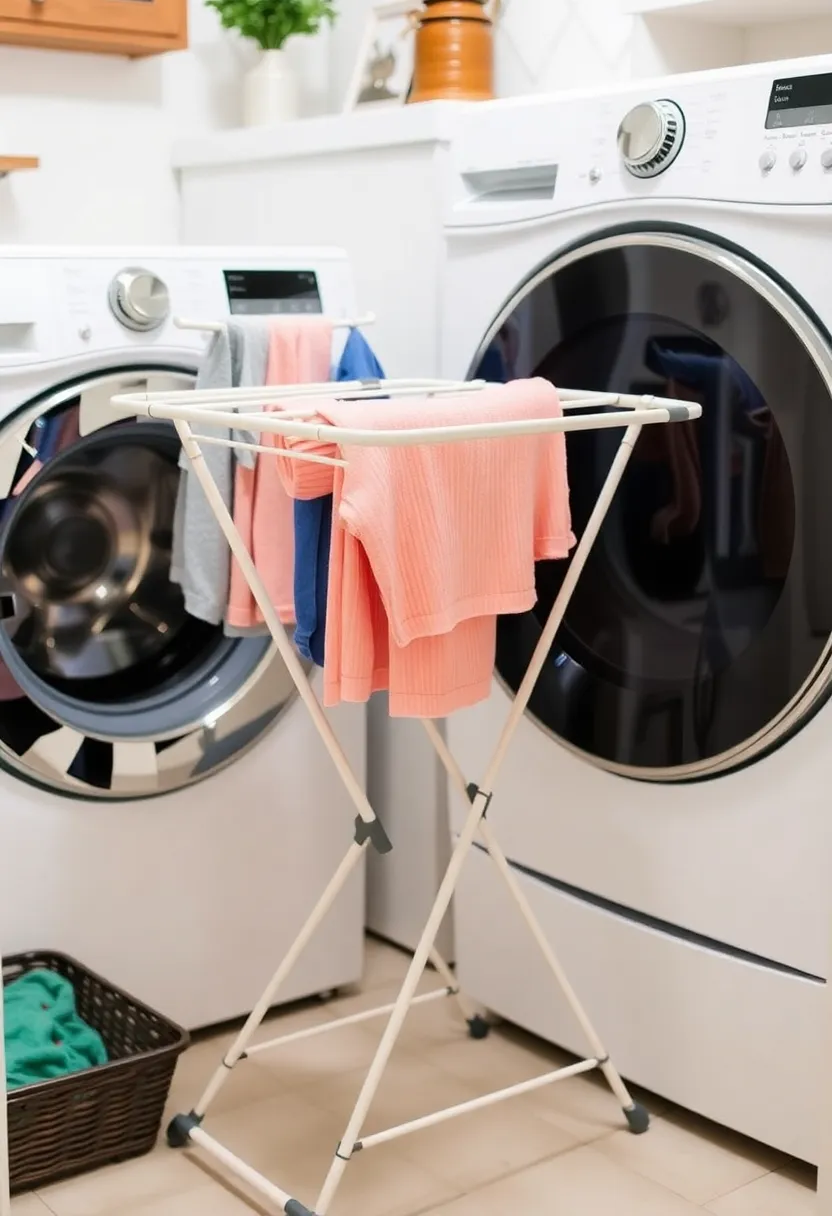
<box><xmin>439</xmin><ymin>58</ymin><xmax>832</xmax><ymax>1161</ymax></box>
<box><xmin>0</xmin><ymin>247</ymin><xmax>366</xmax><ymax>1031</ymax></box>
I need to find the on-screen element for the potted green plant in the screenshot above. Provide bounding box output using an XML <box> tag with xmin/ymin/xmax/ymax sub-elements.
<box><xmin>206</xmin><ymin>0</ymin><xmax>337</xmax><ymax>126</ymax></box>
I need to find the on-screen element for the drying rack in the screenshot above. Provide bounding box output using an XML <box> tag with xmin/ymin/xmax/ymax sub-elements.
<box><xmin>98</xmin><ymin>367</ymin><xmax>700</xmax><ymax>1216</ymax></box>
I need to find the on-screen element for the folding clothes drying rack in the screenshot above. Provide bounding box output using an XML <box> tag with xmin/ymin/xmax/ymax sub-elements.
<box><xmin>101</xmin><ymin>360</ymin><xmax>702</xmax><ymax>1216</ymax></box>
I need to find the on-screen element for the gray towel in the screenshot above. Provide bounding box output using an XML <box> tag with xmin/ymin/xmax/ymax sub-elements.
<box><xmin>230</xmin><ymin>319</ymin><xmax>271</xmax><ymax>467</ymax></box>
<box><xmin>170</xmin><ymin>328</ymin><xmax>243</xmax><ymax>625</ymax></box>
<box><xmin>223</xmin><ymin>319</ymin><xmax>272</xmax><ymax>637</ymax></box>
<box><xmin>170</xmin><ymin>322</ymin><xmax>272</xmax><ymax>627</ymax></box>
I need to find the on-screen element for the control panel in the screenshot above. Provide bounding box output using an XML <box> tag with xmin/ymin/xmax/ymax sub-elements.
<box><xmin>445</xmin><ymin>56</ymin><xmax>832</xmax><ymax>229</ymax></box>
<box><xmin>224</xmin><ymin>269</ymin><xmax>322</xmax><ymax>316</ymax></box>
<box><xmin>759</xmin><ymin>70</ymin><xmax>832</xmax><ymax>177</ymax></box>
<box><xmin>0</xmin><ymin>249</ymin><xmax>353</xmax><ymax>368</ymax></box>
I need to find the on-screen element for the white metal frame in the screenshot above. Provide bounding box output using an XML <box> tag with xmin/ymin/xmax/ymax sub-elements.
<box><xmin>174</xmin><ymin>313</ymin><xmax>378</xmax><ymax>337</ymax></box>
<box><xmin>342</xmin><ymin>0</ymin><xmax>415</xmax><ymax>114</ymax></box>
<box><xmin>16</xmin><ymin>373</ymin><xmax>694</xmax><ymax>1216</ymax></box>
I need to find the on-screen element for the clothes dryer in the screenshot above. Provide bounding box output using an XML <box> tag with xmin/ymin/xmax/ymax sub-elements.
<box><xmin>0</xmin><ymin>247</ymin><xmax>365</xmax><ymax>1030</ymax></box>
<box><xmin>440</xmin><ymin>59</ymin><xmax>832</xmax><ymax>1161</ymax></box>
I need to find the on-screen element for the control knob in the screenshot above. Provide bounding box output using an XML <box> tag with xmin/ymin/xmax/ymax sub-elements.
<box><xmin>108</xmin><ymin>268</ymin><xmax>170</xmax><ymax>332</ymax></box>
<box><xmin>617</xmin><ymin>99</ymin><xmax>686</xmax><ymax>179</ymax></box>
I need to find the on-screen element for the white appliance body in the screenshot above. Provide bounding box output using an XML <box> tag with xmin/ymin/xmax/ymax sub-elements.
<box><xmin>440</xmin><ymin>58</ymin><xmax>832</xmax><ymax>1161</ymax></box>
<box><xmin>175</xmin><ymin>109</ymin><xmax>466</xmax><ymax>955</ymax></box>
<box><xmin>0</xmin><ymin>247</ymin><xmax>366</xmax><ymax>1031</ymax></box>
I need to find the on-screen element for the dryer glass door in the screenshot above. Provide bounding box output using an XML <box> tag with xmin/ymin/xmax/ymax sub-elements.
<box><xmin>0</xmin><ymin>368</ymin><xmax>298</xmax><ymax>798</ymax></box>
<box><xmin>472</xmin><ymin>229</ymin><xmax>832</xmax><ymax>780</ymax></box>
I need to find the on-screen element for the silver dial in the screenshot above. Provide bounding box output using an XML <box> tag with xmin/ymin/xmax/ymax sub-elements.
<box><xmin>108</xmin><ymin>267</ymin><xmax>170</xmax><ymax>332</ymax></box>
<box><xmin>617</xmin><ymin>99</ymin><xmax>685</xmax><ymax>179</ymax></box>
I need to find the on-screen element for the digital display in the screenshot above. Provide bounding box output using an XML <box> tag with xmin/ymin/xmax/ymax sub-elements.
<box><xmin>223</xmin><ymin>270</ymin><xmax>322</xmax><ymax>316</ymax></box>
<box><xmin>766</xmin><ymin>72</ymin><xmax>832</xmax><ymax>129</ymax></box>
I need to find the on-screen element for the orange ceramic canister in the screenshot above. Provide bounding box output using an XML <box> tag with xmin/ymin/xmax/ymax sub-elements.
<box><xmin>408</xmin><ymin>0</ymin><xmax>494</xmax><ymax>104</ymax></box>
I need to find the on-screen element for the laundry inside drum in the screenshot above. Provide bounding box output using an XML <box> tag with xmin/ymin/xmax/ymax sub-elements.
<box><xmin>478</xmin><ymin>234</ymin><xmax>832</xmax><ymax>780</ymax></box>
<box><xmin>0</xmin><ymin>415</ymin><xmax>220</xmax><ymax>702</ymax></box>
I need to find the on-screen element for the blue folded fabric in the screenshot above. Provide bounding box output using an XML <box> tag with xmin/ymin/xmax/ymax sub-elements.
<box><xmin>293</xmin><ymin>330</ymin><xmax>385</xmax><ymax>666</ymax></box>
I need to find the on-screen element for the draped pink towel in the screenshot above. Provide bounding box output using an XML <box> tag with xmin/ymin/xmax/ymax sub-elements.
<box><xmin>226</xmin><ymin>318</ymin><xmax>333</xmax><ymax>630</ymax></box>
<box><xmin>275</xmin><ymin>378</ymin><xmax>574</xmax><ymax>717</ymax></box>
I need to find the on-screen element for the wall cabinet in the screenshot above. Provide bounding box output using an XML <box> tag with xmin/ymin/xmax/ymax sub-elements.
<box><xmin>0</xmin><ymin>0</ymin><xmax>187</xmax><ymax>56</ymax></box>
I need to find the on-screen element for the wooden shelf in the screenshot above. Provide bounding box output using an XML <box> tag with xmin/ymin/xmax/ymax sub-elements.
<box><xmin>624</xmin><ymin>0</ymin><xmax>831</xmax><ymax>21</ymax></box>
<box><xmin>0</xmin><ymin>0</ymin><xmax>187</xmax><ymax>56</ymax></box>
<box><xmin>0</xmin><ymin>157</ymin><xmax>39</xmax><ymax>179</ymax></box>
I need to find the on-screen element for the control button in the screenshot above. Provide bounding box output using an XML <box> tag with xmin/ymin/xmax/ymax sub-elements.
<box><xmin>588</xmin><ymin>166</ymin><xmax>602</xmax><ymax>184</ymax></box>
<box><xmin>617</xmin><ymin>99</ymin><xmax>685</xmax><ymax>178</ymax></box>
<box><xmin>821</xmin><ymin>147</ymin><xmax>832</xmax><ymax>170</ymax></box>
<box><xmin>789</xmin><ymin>147</ymin><xmax>808</xmax><ymax>171</ymax></box>
<box><xmin>108</xmin><ymin>268</ymin><xmax>170</xmax><ymax>332</ymax></box>
<box><xmin>758</xmin><ymin>149</ymin><xmax>776</xmax><ymax>173</ymax></box>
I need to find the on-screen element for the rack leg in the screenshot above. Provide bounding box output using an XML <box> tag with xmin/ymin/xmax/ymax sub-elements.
<box><xmin>314</xmin><ymin>786</ymin><xmax>493</xmax><ymax>1216</ymax></box>
<box><xmin>422</xmin><ymin>720</ymin><xmax>648</xmax><ymax>1132</ymax></box>
<box><xmin>416</xmin><ymin>422</ymin><xmax>650</xmax><ymax>1130</ymax></box>
<box><xmin>477</xmin><ymin>820</ymin><xmax>645</xmax><ymax>1125</ymax></box>
<box><xmin>174</xmin><ymin>421</ymin><xmax>388</xmax><ymax>846</ymax></box>
<box><xmin>167</xmin><ymin>838</ymin><xmax>368</xmax><ymax>1143</ymax></box>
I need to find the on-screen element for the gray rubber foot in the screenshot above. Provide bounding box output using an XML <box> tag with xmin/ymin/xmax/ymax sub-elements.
<box><xmin>167</xmin><ymin>1111</ymin><xmax>202</xmax><ymax>1148</ymax></box>
<box><xmin>285</xmin><ymin>1201</ymin><xmax>317</xmax><ymax>1216</ymax></box>
<box><xmin>624</xmin><ymin>1102</ymin><xmax>650</xmax><ymax>1134</ymax></box>
<box><xmin>467</xmin><ymin>1014</ymin><xmax>490</xmax><ymax>1040</ymax></box>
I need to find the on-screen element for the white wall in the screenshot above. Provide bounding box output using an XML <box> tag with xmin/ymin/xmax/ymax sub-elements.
<box><xmin>4</xmin><ymin>0</ymin><xmax>832</xmax><ymax>246</ymax></box>
<box><xmin>0</xmin><ymin>0</ymin><xmax>245</xmax><ymax>244</ymax></box>
<box><xmin>324</xmin><ymin>0</ymin><xmax>832</xmax><ymax>114</ymax></box>
<box><xmin>322</xmin><ymin>0</ymin><xmax>637</xmax><ymax>108</ymax></box>
<box><xmin>0</xmin><ymin>0</ymin><xmax>336</xmax><ymax>246</ymax></box>
<box><xmin>0</xmin><ymin>0</ymin><xmax>634</xmax><ymax>245</ymax></box>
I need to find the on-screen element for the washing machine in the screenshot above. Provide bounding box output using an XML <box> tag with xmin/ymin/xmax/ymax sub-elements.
<box><xmin>0</xmin><ymin>247</ymin><xmax>366</xmax><ymax>1031</ymax></box>
<box><xmin>439</xmin><ymin>57</ymin><xmax>832</xmax><ymax>1161</ymax></box>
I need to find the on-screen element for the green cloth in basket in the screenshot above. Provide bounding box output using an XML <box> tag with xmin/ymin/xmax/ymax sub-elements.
<box><xmin>4</xmin><ymin>969</ymin><xmax>108</xmax><ymax>1090</ymax></box>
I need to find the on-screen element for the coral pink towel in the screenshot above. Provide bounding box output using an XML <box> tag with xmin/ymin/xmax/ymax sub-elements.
<box><xmin>331</xmin><ymin>379</ymin><xmax>574</xmax><ymax>646</ymax></box>
<box><xmin>226</xmin><ymin>319</ymin><xmax>333</xmax><ymax>630</ymax></box>
<box><xmin>276</xmin><ymin>378</ymin><xmax>574</xmax><ymax>717</ymax></box>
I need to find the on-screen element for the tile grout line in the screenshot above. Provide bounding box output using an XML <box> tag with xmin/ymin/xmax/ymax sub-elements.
<box><xmin>698</xmin><ymin>1163</ymin><xmax>783</xmax><ymax>1213</ymax></box>
<box><xmin>32</xmin><ymin>1194</ymin><xmax>59</xmax><ymax>1216</ymax></box>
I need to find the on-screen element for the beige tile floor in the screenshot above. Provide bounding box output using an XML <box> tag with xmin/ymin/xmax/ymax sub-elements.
<box><xmin>17</xmin><ymin>938</ymin><xmax>816</xmax><ymax>1216</ymax></box>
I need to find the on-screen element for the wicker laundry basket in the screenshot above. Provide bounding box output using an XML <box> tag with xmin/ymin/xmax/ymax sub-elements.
<box><xmin>4</xmin><ymin>950</ymin><xmax>189</xmax><ymax>1193</ymax></box>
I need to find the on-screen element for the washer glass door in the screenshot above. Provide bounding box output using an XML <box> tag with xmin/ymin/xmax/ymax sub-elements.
<box><xmin>472</xmin><ymin>229</ymin><xmax>832</xmax><ymax>780</ymax></box>
<box><xmin>0</xmin><ymin>368</ymin><xmax>296</xmax><ymax>798</ymax></box>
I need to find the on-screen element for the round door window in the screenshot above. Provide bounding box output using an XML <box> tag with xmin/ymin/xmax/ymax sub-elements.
<box><xmin>473</xmin><ymin>229</ymin><xmax>832</xmax><ymax>780</ymax></box>
<box><xmin>0</xmin><ymin>368</ymin><xmax>297</xmax><ymax>798</ymax></box>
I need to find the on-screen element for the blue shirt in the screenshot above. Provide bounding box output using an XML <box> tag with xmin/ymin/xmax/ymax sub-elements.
<box><xmin>293</xmin><ymin>330</ymin><xmax>386</xmax><ymax>665</ymax></box>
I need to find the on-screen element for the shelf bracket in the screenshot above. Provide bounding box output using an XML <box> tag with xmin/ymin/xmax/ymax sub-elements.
<box><xmin>0</xmin><ymin>157</ymin><xmax>40</xmax><ymax>181</ymax></box>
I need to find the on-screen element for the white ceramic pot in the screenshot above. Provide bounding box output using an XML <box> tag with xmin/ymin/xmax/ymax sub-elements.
<box><xmin>243</xmin><ymin>49</ymin><xmax>300</xmax><ymax>126</ymax></box>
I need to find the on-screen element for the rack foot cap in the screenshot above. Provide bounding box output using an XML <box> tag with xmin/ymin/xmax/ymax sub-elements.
<box><xmin>466</xmin><ymin>1014</ymin><xmax>490</xmax><ymax>1040</ymax></box>
<box><xmin>624</xmin><ymin>1103</ymin><xmax>650</xmax><ymax>1135</ymax></box>
<box><xmin>167</xmin><ymin>1111</ymin><xmax>202</xmax><ymax>1148</ymax></box>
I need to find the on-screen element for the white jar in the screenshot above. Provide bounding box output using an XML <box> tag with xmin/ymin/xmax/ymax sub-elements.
<box><xmin>243</xmin><ymin>48</ymin><xmax>300</xmax><ymax>126</ymax></box>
